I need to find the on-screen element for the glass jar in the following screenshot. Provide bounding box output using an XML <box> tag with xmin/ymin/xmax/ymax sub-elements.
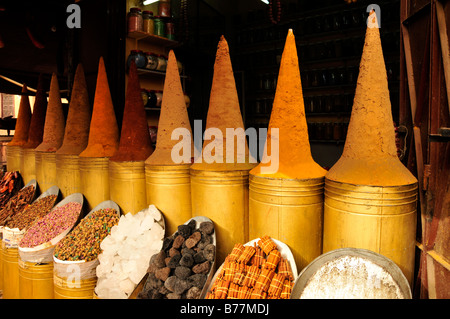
<box><xmin>155</xmin><ymin>90</ymin><xmax>163</xmax><ymax>108</ymax></box>
<box><xmin>143</xmin><ymin>11</ymin><xmax>154</xmax><ymax>35</ymax></box>
<box><xmin>141</xmin><ymin>89</ymin><xmax>149</xmax><ymax>107</ymax></box>
<box><xmin>155</xmin><ymin>55</ymin><xmax>167</xmax><ymax>72</ymax></box>
<box><xmin>128</xmin><ymin>7</ymin><xmax>143</xmax><ymax>33</ymax></box>
<box><xmin>145</xmin><ymin>52</ymin><xmax>158</xmax><ymax>70</ymax></box>
<box><xmin>148</xmin><ymin>90</ymin><xmax>157</xmax><ymax>108</ymax></box>
<box><xmin>165</xmin><ymin>18</ymin><xmax>175</xmax><ymax>41</ymax></box>
<box><xmin>154</xmin><ymin>16</ymin><xmax>165</xmax><ymax>37</ymax></box>
<box><xmin>127</xmin><ymin>50</ymin><xmax>147</xmax><ymax>69</ymax></box>
<box><xmin>158</xmin><ymin>0</ymin><xmax>171</xmax><ymax>17</ymax></box>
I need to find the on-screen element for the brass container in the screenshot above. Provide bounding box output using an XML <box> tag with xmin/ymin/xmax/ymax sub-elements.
<box><xmin>35</xmin><ymin>151</ymin><xmax>57</xmax><ymax>193</ymax></box>
<box><xmin>249</xmin><ymin>175</ymin><xmax>324</xmax><ymax>271</ymax></box>
<box><xmin>2</xmin><ymin>244</ymin><xmax>19</xmax><ymax>299</ymax></box>
<box><xmin>6</xmin><ymin>145</ymin><xmax>22</xmax><ymax>172</ymax></box>
<box><xmin>18</xmin><ymin>258</ymin><xmax>54</xmax><ymax>299</ymax></box>
<box><xmin>21</xmin><ymin>148</ymin><xmax>37</xmax><ymax>184</ymax></box>
<box><xmin>109</xmin><ymin>160</ymin><xmax>147</xmax><ymax>215</ymax></box>
<box><xmin>56</xmin><ymin>154</ymin><xmax>81</xmax><ymax>198</ymax></box>
<box><xmin>190</xmin><ymin>168</ymin><xmax>250</xmax><ymax>266</ymax></box>
<box><xmin>145</xmin><ymin>164</ymin><xmax>191</xmax><ymax>236</ymax></box>
<box><xmin>79</xmin><ymin>157</ymin><xmax>110</xmax><ymax>211</ymax></box>
<box><xmin>323</xmin><ymin>179</ymin><xmax>418</xmax><ymax>285</ymax></box>
<box><xmin>53</xmin><ymin>274</ymin><xmax>97</xmax><ymax>299</ymax></box>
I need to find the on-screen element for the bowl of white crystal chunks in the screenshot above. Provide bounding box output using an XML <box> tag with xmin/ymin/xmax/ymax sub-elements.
<box><xmin>135</xmin><ymin>216</ymin><xmax>216</xmax><ymax>299</ymax></box>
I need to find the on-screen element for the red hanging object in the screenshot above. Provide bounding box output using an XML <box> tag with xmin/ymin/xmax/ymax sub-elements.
<box><xmin>268</xmin><ymin>0</ymin><xmax>281</xmax><ymax>25</ymax></box>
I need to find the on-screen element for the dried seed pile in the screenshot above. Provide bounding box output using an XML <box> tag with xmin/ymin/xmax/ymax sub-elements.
<box><xmin>20</xmin><ymin>202</ymin><xmax>82</xmax><ymax>248</ymax></box>
<box><xmin>54</xmin><ymin>208</ymin><xmax>119</xmax><ymax>262</ymax></box>
<box><xmin>206</xmin><ymin>235</ymin><xmax>294</xmax><ymax>299</ymax></box>
<box><xmin>138</xmin><ymin>220</ymin><xmax>216</xmax><ymax>299</ymax></box>
<box><xmin>5</xmin><ymin>195</ymin><xmax>57</xmax><ymax>231</ymax></box>
<box><xmin>0</xmin><ymin>171</ymin><xmax>22</xmax><ymax>206</ymax></box>
<box><xmin>0</xmin><ymin>185</ymin><xmax>35</xmax><ymax>227</ymax></box>
<box><xmin>95</xmin><ymin>205</ymin><xmax>165</xmax><ymax>299</ymax></box>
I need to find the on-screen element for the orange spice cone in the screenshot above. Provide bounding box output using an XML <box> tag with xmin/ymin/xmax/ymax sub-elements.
<box><xmin>190</xmin><ymin>36</ymin><xmax>256</xmax><ymax>266</ymax></box>
<box><xmin>6</xmin><ymin>84</ymin><xmax>32</xmax><ymax>172</ymax></box>
<box><xmin>56</xmin><ymin>64</ymin><xmax>91</xmax><ymax>197</ymax></box>
<box><xmin>109</xmin><ymin>60</ymin><xmax>153</xmax><ymax>214</ymax></box>
<box><xmin>21</xmin><ymin>74</ymin><xmax>48</xmax><ymax>184</ymax></box>
<box><xmin>249</xmin><ymin>30</ymin><xmax>326</xmax><ymax>270</ymax></box>
<box><xmin>323</xmin><ymin>12</ymin><xmax>418</xmax><ymax>285</ymax></box>
<box><xmin>35</xmin><ymin>73</ymin><xmax>66</xmax><ymax>192</ymax></box>
<box><xmin>79</xmin><ymin>57</ymin><xmax>119</xmax><ymax>210</ymax></box>
<box><xmin>145</xmin><ymin>50</ymin><xmax>193</xmax><ymax>232</ymax></box>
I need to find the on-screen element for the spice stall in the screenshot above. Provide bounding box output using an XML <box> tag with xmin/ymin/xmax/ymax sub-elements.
<box><xmin>0</xmin><ymin>0</ymin><xmax>448</xmax><ymax>301</ymax></box>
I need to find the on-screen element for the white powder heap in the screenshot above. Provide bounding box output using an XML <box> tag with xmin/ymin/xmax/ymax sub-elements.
<box><xmin>95</xmin><ymin>205</ymin><xmax>165</xmax><ymax>299</ymax></box>
<box><xmin>299</xmin><ymin>255</ymin><xmax>405</xmax><ymax>299</ymax></box>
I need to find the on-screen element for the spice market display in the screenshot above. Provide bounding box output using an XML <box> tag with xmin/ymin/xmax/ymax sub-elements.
<box><xmin>0</xmin><ymin>183</ymin><xmax>36</xmax><ymax>228</ymax></box>
<box><xmin>0</xmin><ymin>171</ymin><xmax>22</xmax><ymax>208</ymax></box>
<box><xmin>137</xmin><ymin>217</ymin><xmax>216</xmax><ymax>299</ymax></box>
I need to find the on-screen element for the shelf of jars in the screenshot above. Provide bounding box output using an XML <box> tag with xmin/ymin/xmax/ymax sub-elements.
<box><xmin>127</xmin><ymin>31</ymin><xmax>179</xmax><ymax>48</ymax></box>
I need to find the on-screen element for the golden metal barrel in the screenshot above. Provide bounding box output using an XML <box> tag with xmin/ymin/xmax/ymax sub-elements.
<box><xmin>109</xmin><ymin>160</ymin><xmax>147</xmax><ymax>215</ymax></box>
<box><xmin>145</xmin><ymin>164</ymin><xmax>191</xmax><ymax>236</ymax></box>
<box><xmin>21</xmin><ymin>148</ymin><xmax>37</xmax><ymax>185</ymax></box>
<box><xmin>56</xmin><ymin>154</ymin><xmax>81</xmax><ymax>198</ymax></box>
<box><xmin>53</xmin><ymin>274</ymin><xmax>97</xmax><ymax>299</ymax></box>
<box><xmin>6</xmin><ymin>145</ymin><xmax>22</xmax><ymax>173</ymax></box>
<box><xmin>323</xmin><ymin>179</ymin><xmax>418</xmax><ymax>285</ymax></box>
<box><xmin>79</xmin><ymin>157</ymin><xmax>110</xmax><ymax>211</ymax></box>
<box><xmin>18</xmin><ymin>258</ymin><xmax>54</xmax><ymax>299</ymax></box>
<box><xmin>190</xmin><ymin>168</ymin><xmax>250</xmax><ymax>266</ymax></box>
<box><xmin>2</xmin><ymin>244</ymin><xmax>20</xmax><ymax>299</ymax></box>
<box><xmin>249</xmin><ymin>175</ymin><xmax>324</xmax><ymax>271</ymax></box>
<box><xmin>35</xmin><ymin>151</ymin><xmax>57</xmax><ymax>193</ymax></box>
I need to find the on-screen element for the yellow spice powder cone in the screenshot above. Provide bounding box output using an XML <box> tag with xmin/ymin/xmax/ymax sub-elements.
<box><xmin>79</xmin><ymin>57</ymin><xmax>119</xmax><ymax>158</ymax></box>
<box><xmin>250</xmin><ymin>29</ymin><xmax>326</xmax><ymax>179</ymax></box>
<box><xmin>8</xmin><ymin>84</ymin><xmax>32</xmax><ymax>146</ymax></box>
<box><xmin>326</xmin><ymin>13</ymin><xmax>416</xmax><ymax>186</ymax></box>
<box><xmin>35</xmin><ymin>73</ymin><xmax>66</xmax><ymax>152</ymax></box>
<box><xmin>57</xmin><ymin>64</ymin><xmax>91</xmax><ymax>155</ymax></box>
<box><xmin>191</xmin><ymin>35</ymin><xmax>254</xmax><ymax>171</ymax></box>
<box><xmin>146</xmin><ymin>50</ymin><xmax>193</xmax><ymax>165</ymax></box>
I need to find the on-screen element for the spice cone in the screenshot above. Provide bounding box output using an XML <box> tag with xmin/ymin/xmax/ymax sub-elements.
<box><xmin>8</xmin><ymin>84</ymin><xmax>32</xmax><ymax>146</ymax></box>
<box><xmin>23</xmin><ymin>74</ymin><xmax>47</xmax><ymax>149</ymax></box>
<box><xmin>35</xmin><ymin>73</ymin><xmax>66</xmax><ymax>152</ymax></box>
<box><xmin>251</xmin><ymin>30</ymin><xmax>326</xmax><ymax>179</ymax></box>
<box><xmin>191</xmin><ymin>35</ymin><xmax>254</xmax><ymax>171</ymax></box>
<box><xmin>146</xmin><ymin>50</ymin><xmax>193</xmax><ymax>165</ymax></box>
<box><xmin>326</xmin><ymin>12</ymin><xmax>416</xmax><ymax>186</ymax></box>
<box><xmin>79</xmin><ymin>57</ymin><xmax>119</xmax><ymax>158</ymax></box>
<box><xmin>57</xmin><ymin>64</ymin><xmax>91</xmax><ymax>155</ymax></box>
<box><xmin>110</xmin><ymin>60</ymin><xmax>153</xmax><ymax>162</ymax></box>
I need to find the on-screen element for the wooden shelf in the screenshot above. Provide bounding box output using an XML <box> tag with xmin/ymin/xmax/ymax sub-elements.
<box><xmin>127</xmin><ymin>31</ymin><xmax>180</xmax><ymax>48</ymax></box>
<box><xmin>136</xmin><ymin>68</ymin><xmax>188</xmax><ymax>79</ymax></box>
<box><xmin>145</xmin><ymin>107</ymin><xmax>161</xmax><ymax>112</ymax></box>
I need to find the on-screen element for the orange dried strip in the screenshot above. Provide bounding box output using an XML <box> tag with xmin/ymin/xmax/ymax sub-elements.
<box><xmin>232</xmin><ymin>265</ymin><xmax>246</xmax><ymax>285</ymax></box>
<box><xmin>254</xmin><ymin>268</ymin><xmax>275</xmax><ymax>292</ymax></box>
<box><xmin>258</xmin><ymin>235</ymin><xmax>277</xmax><ymax>255</ymax></box>
<box><xmin>242</xmin><ymin>265</ymin><xmax>260</xmax><ymax>288</ymax></box>
<box><xmin>250</xmin><ymin>245</ymin><xmax>265</xmax><ymax>267</ymax></box>
<box><xmin>267</xmin><ymin>273</ymin><xmax>284</xmax><ymax>298</ymax></box>
<box><xmin>237</xmin><ymin>285</ymin><xmax>252</xmax><ymax>299</ymax></box>
<box><xmin>277</xmin><ymin>258</ymin><xmax>294</xmax><ymax>281</ymax></box>
<box><xmin>280</xmin><ymin>279</ymin><xmax>293</xmax><ymax>299</ymax></box>
<box><xmin>237</xmin><ymin>245</ymin><xmax>256</xmax><ymax>264</ymax></box>
<box><xmin>227</xmin><ymin>282</ymin><xmax>239</xmax><ymax>299</ymax></box>
<box><xmin>250</xmin><ymin>288</ymin><xmax>266</xmax><ymax>299</ymax></box>
<box><xmin>264</xmin><ymin>249</ymin><xmax>281</xmax><ymax>270</ymax></box>
<box><xmin>224</xmin><ymin>261</ymin><xmax>239</xmax><ymax>281</ymax></box>
<box><xmin>214</xmin><ymin>279</ymin><xmax>231</xmax><ymax>299</ymax></box>
<box><xmin>228</xmin><ymin>243</ymin><xmax>245</xmax><ymax>262</ymax></box>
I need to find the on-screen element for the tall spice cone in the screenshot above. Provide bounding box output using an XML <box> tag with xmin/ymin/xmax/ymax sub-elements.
<box><xmin>190</xmin><ymin>36</ymin><xmax>256</xmax><ymax>265</ymax></box>
<box><xmin>21</xmin><ymin>74</ymin><xmax>47</xmax><ymax>184</ymax></box>
<box><xmin>35</xmin><ymin>73</ymin><xmax>66</xmax><ymax>192</ymax></box>
<box><xmin>249</xmin><ymin>30</ymin><xmax>327</xmax><ymax>270</ymax></box>
<box><xmin>109</xmin><ymin>60</ymin><xmax>153</xmax><ymax>215</ymax></box>
<box><xmin>323</xmin><ymin>12</ymin><xmax>418</xmax><ymax>285</ymax></box>
<box><xmin>79</xmin><ymin>57</ymin><xmax>119</xmax><ymax>210</ymax></box>
<box><xmin>6</xmin><ymin>84</ymin><xmax>32</xmax><ymax>173</ymax></box>
<box><xmin>145</xmin><ymin>50</ymin><xmax>194</xmax><ymax>235</ymax></box>
<box><xmin>56</xmin><ymin>64</ymin><xmax>91</xmax><ymax>198</ymax></box>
